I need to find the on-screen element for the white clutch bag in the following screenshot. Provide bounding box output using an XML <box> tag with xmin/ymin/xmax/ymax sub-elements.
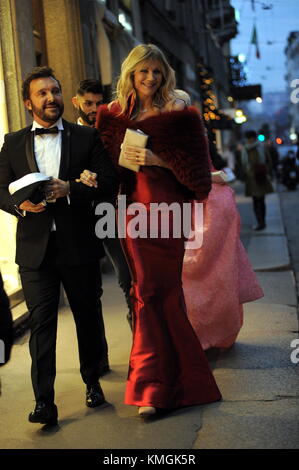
<box><xmin>211</xmin><ymin>170</ymin><xmax>229</xmax><ymax>183</ymax></box>
<box><xmin>211</xmin><ymin>168</ymin><xmax>236</xmax><ymax>183</ymax></box>
<box><xmin>119</xmin><ymin>128</ymin><xmax>149</xmax><ymax>172</ymax></box>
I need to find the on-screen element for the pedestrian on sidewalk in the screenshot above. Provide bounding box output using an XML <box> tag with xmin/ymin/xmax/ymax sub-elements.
<box><xmin>72</xmin><ymin>79</ymin><xmax>133</xmax><ymax>330</ymax></box>
<box><xmin>242</xmin><ymin>130</ymin><xmax>274</xmax><ymax>230</ymax></box>
<box><xmin>281</xmin><ymin>150</ymin><xmax>298</xmax><ymax>191</ymax></box>
<box><xmin>0</xmin><ymin>66</ymin><xmax>118</xmax><ymax>426</ymax></box>
<box><xmin>265</xmin><ymin>139</ymin><xmax>280</xmax><ymax>178</ymax></box>
<box><xmin>78</xmin><ymin>43</ymin><xmax>222</xmax><ymax>418</ymax></box>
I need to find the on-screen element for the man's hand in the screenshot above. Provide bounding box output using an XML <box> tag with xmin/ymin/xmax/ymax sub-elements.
<box><xmin>44</xmin><ymin>178</ymin><xmax>70</xmax><ymax>199</ymax></box>
<box><xmin>19</xmin><ymin>200</ymin><xmax>46</xmax><ymax>213</ymax></box>
<box><xmin>76</xmin><ymin>170</ymin><xmax>98</xmax><ymax>188</ymax></box>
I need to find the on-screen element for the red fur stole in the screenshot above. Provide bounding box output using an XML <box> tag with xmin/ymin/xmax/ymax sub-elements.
<box><xmin>96</xmin><ymin>105</ymin><xmax>211</xmax><ymax>201</ymax></box>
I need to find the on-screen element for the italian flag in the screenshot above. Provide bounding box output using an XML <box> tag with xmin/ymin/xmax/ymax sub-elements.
<box><xmin>251</xmin><ymin>25</ymin><xmax>261</xmax><ymax>59</ymax></box>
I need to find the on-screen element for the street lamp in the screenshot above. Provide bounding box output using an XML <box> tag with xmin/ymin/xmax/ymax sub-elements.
<box><xmin>234</xmin><ymin>109</ymin><xmax>247</xmax><ymax>124</ymax></box>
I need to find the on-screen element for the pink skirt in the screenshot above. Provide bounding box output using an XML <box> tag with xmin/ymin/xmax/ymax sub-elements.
<box><xmin>183</xmin><ymin>184</ymin><xmax>264</xmax><ymax>350</ymax></box>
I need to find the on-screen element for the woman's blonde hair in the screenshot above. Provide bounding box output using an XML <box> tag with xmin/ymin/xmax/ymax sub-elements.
<box><xmin>115</xmin><ymin>44</ymin><xmax>176</xmax><ymax>115</ymax></box>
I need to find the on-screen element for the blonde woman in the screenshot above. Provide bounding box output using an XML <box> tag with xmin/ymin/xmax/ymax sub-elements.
<box><xmin>79</xmin><ymin>44</ymin><xmax>221</xmax><ymax>417</ymax></box>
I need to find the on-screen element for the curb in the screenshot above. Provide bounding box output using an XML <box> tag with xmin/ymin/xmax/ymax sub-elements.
<box><xmin>247</xmin><ymin>192</ymin><xmax>291</xmax><ymax>272</ymax></box>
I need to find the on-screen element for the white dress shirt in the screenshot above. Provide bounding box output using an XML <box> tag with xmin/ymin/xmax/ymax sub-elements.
<box><xmin>31</xmin><ymin>118</ymin><xmax>67</xmax><ymax>230</ymax></box>
<box><xmin>31</xmin><ymin>118</ymin><xmax>64</xmax><ymax>178</ymax></box>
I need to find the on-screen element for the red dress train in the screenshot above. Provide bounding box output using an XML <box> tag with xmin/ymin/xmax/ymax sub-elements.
<box><xmin>121</xmin><ymin>168</ymin><xmax>221</xmax><ymax>408</ymax></box>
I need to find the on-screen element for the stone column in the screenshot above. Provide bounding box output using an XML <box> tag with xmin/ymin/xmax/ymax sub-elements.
<box><xmin>0</xmin><ymin>0</ymin><xmax>35</xmax><ymax>131</ymax></box>
<box><xmin>0</xmin><ymin>5</ymin><xmax>23</xmax><ymax>296</ymax></box>
<box><xmin>42</xmin><ymin>0</ymin><xmax>86</xmax><ymax>122</ymax></box>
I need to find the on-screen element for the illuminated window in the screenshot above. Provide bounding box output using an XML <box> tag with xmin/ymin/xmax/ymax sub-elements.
<box><xmin>118</xmin><ymin>0</ymin><xmax>133</xmax><ymax>33</ymax></box>
<box><xmin>118</xmin><ymin>9</ymin><xmax>133</xmax><ymax>33</ymax></box>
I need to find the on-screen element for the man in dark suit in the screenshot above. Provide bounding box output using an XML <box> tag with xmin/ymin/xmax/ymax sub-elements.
<box><xmin>0</xmin><ymin>66</ymin><xmax>118</xmax><ymax>425</ymax></box>
<box><xmin>72</xmin><ymin>79</ymin><xmax>133</xmax><ymax>329</ymax></box>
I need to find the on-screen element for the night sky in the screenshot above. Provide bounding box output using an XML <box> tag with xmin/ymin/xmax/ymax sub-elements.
<box><xmin>230</xmin><ymin>0</ymin><xmax>299</xmax><ymax>93</ymax></box>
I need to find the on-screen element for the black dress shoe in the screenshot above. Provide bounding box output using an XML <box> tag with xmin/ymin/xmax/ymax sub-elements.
<box><xmin>86</xmin><ymin>383</ymin><xmax>105</xmax><ymax>408</ymax></box>
<box><xmin>28</xmin><ymin>401</ymin><xmax>58</xmax><ymax>425</ymax></box>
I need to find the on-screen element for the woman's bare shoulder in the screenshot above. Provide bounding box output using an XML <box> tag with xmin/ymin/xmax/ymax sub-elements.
<box><xmin>163</xmin><ymin>98</ymin><xmax>187</xmax><ymax>112</ymax></box>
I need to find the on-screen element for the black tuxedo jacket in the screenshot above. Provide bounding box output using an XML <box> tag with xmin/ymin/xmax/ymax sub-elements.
<box><xmin>0</xmin><ymin>119</ymin><xmax>118</xmax><ymax>268</ymax></box>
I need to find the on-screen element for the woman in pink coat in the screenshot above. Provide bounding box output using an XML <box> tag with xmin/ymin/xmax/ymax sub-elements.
<box><xmin>183</xmin><ymin>177</ymin><xmax>264</xmax><ymax>350</ymax></box>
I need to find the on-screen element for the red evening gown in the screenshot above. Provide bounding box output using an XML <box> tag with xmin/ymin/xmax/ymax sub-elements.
<box><xmin>96</xmin><ymin>103</ymin><xmax>222</xmax><ymax>409</ymax></box>
<box><xmin>121</xmin><ymin>166</ymin><xmax>222</xmax><ymax>408</ymax></box>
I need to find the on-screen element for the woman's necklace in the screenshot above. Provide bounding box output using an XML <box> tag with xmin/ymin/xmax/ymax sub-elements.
<box><xmin>135</xmin><ymin>104</ymin><xmax>160</xmax><ymax>120</ymax></box>
<box><xmin>139</xmin><ymin>105</ymin><xmax>160</xmax><ymax>115</ymax></box>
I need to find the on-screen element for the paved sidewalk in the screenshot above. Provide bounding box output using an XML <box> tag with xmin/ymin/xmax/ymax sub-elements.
<box><xmin>193</xmin><ymin>188</ymin><xmax>299</xmax><ymax>449</ymax></box>
<box><xmin>0</xmin><ymin>186</ymin><xmax>298</xmax><ymax>449</ymax></box>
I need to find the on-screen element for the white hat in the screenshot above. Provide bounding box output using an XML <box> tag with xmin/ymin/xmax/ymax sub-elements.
<box><xmin>9</xmin><ymin>173</ymin><xmax>51</xmax><ymax>206</ymax></box>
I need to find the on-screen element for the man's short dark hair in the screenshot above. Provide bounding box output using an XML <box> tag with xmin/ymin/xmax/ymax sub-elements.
<box><xmin>22</xmin><ymin>66</ymin><xmax>62</xmax><ymax>101</ymax></box>
<box><xmin>76</xmin><ymin>79</ymin><xmax>103</xmax><ymax>96</ymax></box>
<box><xmin>244</xmin><ymin>130</ymin><xmax>257</xmax><ymax>139</ymax></box>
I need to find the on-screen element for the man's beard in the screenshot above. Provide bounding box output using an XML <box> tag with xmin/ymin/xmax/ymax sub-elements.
<box><xmin>78</xmin><ymin>106</ymin><xmax>97</xmax><ymax>127</ymax></box>
<box><xmin>31</xmin><ymin>101</ymin><xmax>64</xmax><ymax>123</ymax></box>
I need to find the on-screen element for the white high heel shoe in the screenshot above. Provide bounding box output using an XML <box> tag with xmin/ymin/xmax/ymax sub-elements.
<box><xmin>138</xmin><ymin>406</ymin><xmax>156</xmax><ymax>417</ymax></box>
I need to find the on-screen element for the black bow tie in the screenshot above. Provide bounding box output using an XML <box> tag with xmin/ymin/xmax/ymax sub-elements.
<box><xmin>35</xmin><ymin>126</ymin><xmax>59</xmax><ymax>135</ymax></box>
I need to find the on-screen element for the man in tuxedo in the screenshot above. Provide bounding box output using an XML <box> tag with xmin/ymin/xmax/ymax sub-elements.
<box><xmin>0</xmin><ymin>66</ymin><xmax>118</xmax><ymax>425</ymax></box>
<box><xmin>72</xmin><ymin>79</ymin><xmax>133</xmax><ymax>329</ymax></box>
